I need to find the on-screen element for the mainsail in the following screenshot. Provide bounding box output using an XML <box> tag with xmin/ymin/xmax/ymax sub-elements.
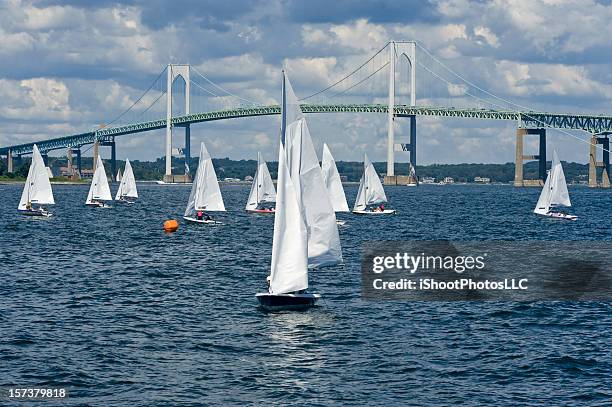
<box><xmin>245</xmin><ymin>152</ymin><xmax>276</xmax><ymax>210</ymax></box>
<box><xmin>534</xmin><ymin>150</ymin><xmax>571</xmax><ymax>214</ymax></box>
<box><xmin>321</xmin><ymin>143</ymin><xmax>349</xmax><ymax>212</ymax></box>
<box><xmin>116</xmin><ymin>169</ymin><xmax>122</xmax><ymax>182</ymax></box>
<box><xmin>269</xmin><ymin>141</ymin><xmax>309</xmax><ymax>294</ymax></box>
<box><xmin>269</xmin><ymin>71</ymin><xmax>343</xmax><ymax>294</ymax></box>
<box><xmin>354</xmin><ymin>153</ymin><xmax>387</xmax><ymax>211</ymax></box>
<box><xmin>115</xmin><ymin>159</ymin><xmax>138</xmax><ymax>200</ymax></box>
<box><xmin>184</xmin><ymin>142</ymin><xmax>225</xmax><ymax>217</ymax></box>
<box><xmin>282</xmin><ymin>73</ymin><xmax>343</xmax><ymax>268</ymax></box>
<box><xmin>18</xmin><ymin>144</ymin><xmax>55</xmax><ymax>210</ymax></box>
<box><xmin>86</xmin><ymin>156</ymin><xmax>112</xmax><ymax>204</ymax></box>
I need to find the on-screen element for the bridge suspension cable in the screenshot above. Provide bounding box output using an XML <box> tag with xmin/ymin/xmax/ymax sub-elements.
<box><xmin>415</xmin><ymin>42</ymin><xmax>611</xmax><ymax>154</ymax></box>
<box><xmin>190</xmin><ymin>66</ymin><xmax>259</xmax><ymax>106</ymax></box>
<box><xmin>105</xmin><ymin>67</ymin><xmax>168</xmax><ymax>127</ymax></box>
<box><xmin>300</xmin><ymin>42</ymin><xmax>389</xmax><ymax>101</ymax></box>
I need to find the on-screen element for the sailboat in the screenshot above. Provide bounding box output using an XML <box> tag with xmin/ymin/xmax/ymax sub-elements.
<box><xmin>115</xmin><ymin>159</ymin><xmax>138</xmax><ymax>203</ymax></box>
<box><xmin>406</xmin><ymin>163</ymin><xmax>418</xmax><ymax>187</ymax></box>
<box><xmin>116</xmin><ymin>169</ymin><xmax>122</xmax><ymax>182</ymax></box>
<box><xmin>86</xmin><ymin>156</ymin><xmax>113</xmax><ymax>208</ymax></box>
<box><xmin>245</xmin><ymin>152</ymin><xmax>276</xmax><ymax>213</ymax></box>
<box><xmin>353</xmin><ymin>153</ymin><xmax>396</xmax><ymax>214</ymax></box>
<box><xmin>321</xmin><ymin>143</ymin><xmax>349</xmax><ymax>225</ymax></box>
<box><xmin>18</xmin><ymin>144</ymin><xmax>54</xmax><ymax>217</ymax></box>
<box><xmin>256</xmin><ymin>71</ymin><xmax>342</xmax><ymax>311</ymax></box>
<box><xmin>183</xmin><ymin>142</ymin><xmax>225</xmax><ymax>224</ymax></box>
<box><xmin>534</xmin><ymin>150</ymin><xmax>577</xmax><ymax>221</ymax></box>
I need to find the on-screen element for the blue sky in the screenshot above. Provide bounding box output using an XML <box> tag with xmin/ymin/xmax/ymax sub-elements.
<box><xmin>1</xmin><ymin>0</ymin><xmax>612</xmax><ymax>164</ymax></box>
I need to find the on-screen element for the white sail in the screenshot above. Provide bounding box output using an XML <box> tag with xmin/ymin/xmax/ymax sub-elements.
<box><xmin>86</xmin><ymin>156</ymin><xmax>112</xmax><ymax>204</ymax></box>
<box><xmin>354</xmin><ymin>153</ymin><xmax>387</xmax><ymax>211</ymax></box>
<box><xmin>269</xmin><ymin>142</ymin><xmax>309</xmax><ymax>294</ymax></box>
<box><xmin>184</xmin><ymin>142</ymin><xmax>225</xmax><ymax>216</ymax></box>
<box><xmin>18</xmin><ymin>144</ymin><xmax>55</xmax><ymax>210</ymax></box>
<box><xmin>116</xmin><ymin>169</ymin><xmax>122</xmax><ymax>182</ymax></box>
<box><xmin>115</xmin><ymin>159</ymin><xmax>138</xmax><ymax>200</ymax></box>
<box><xmin>321</xmin><ymin>143</ymin><xmax>349</xmax><ymax>212</ymax></box>
<box><xmin>245</xmin><ymin>152</ymin><xmax>276</xmax><ymax>210</ymax></box>
<box><xmin>283</xmin><ymin>73</ymin><xmax>343</xmax><ymax>268</ymax></box>
<box><xmin>534</xmin><ymin>172</ymin><xmax>552</xmax><ymax>215</ymax></box>
<box><xmin>534</xmin><ymin>150</ymin><xmax>571</xmax><ymax>214</ymax></box>
<box><xmin>549</xmin><ymin>150</ymin><xmax>571</xmax><ymax>207</ymax></box>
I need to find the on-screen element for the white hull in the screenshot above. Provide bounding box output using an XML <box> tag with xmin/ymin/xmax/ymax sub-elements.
<box><xmin>353</xmin><ymin>209</ymin><xmax>396</xmax><ymax>215</ymax></box>
<box><xmin>255</xmin><ymin>293</ymin><xmax>320</xmax><ymax>311</ymax></box>
<box><xmin>116</xmin><ymin>197</ymin><xmax>136</xmax><ymax>204</ymax></box>
<box><xmin>19</xmin><ymin>209</ymin><xmax>52</xmax><ymax>218</ymax></box>
<box><xmin>86</xmin><ymin>202</ymin><xmax>112</xmax><ymax>208</ymax></box>
<box><xmin>183</xmin><ymin>216</ymin><xmax>222</xmax><ymax>225</ymax></box>
<box><xmin>406</xmin><ymin>183</ymin><xmax>418</xmax><ymax>187</ymax></box>
<box><xmin>156</xmin><ymin>180</ymin><xmax>192</xmax><ymax>185</ymax></box>
<box><xmin>336</xmin><ymin>220</ymin><xmax>347</xmax><ymax>226</ymax></box>
<box><xmin>536</xmin><ymin>211</ymin><xmax>577</xmax><ymax>221</ymax></box>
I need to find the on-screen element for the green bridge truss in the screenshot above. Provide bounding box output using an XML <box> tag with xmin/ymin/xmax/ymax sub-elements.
<box><xmin>3</xmin><ymin>104</ymin><xmax>612</xmax><ymax>156</ymax></box>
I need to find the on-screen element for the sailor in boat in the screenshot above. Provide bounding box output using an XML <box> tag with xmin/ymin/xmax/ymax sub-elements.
<box><xmin>260</xmin><ymin>203</ymin><xmax>275</xmax><ymax>212</ymax></box>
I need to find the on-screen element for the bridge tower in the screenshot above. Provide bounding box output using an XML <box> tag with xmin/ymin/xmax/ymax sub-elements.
<box><xmin>384</xmin><ymin>41</ymin><xmax>417</xmax><ymax>185</ymax></box>
<box><xmin>514</xmin><ymin>128</ymin><xmax>547</xmax><ymax>187</ymax></box>
<box><xmin>7</xmin><ymin>149</ymin><xmax>13</xmax><ymax>173</ymax></box>
<box><xmin>589</xmin><ymin>134</ymin><xmax>611</xmax><ymax>188</ymax></box>
<box><xmin>164</xmin><ymin>64</ymin><xmax>190</xmax><ymax>183</ymax></box>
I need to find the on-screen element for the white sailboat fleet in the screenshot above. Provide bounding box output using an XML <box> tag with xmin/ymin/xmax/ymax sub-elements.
<box><xmin>321</xmin><ymin>143</ymin><xmax>349</xmax><ymax>225</ymax></box>
<box><xmin>256</xmin><ymin>71</ymin><xmax>343</xmax><ymax>311</ymax></box>
<box><xmin>353</xmin><ymin>153</ymin><xmax>395</xmax><ymax>214</ymax></box>
<box><xmin>183</xmin><ymin>142</ymin><xmax>225</xmax><ymax>224</ymax></box>
<box><xmin>245</xmin><ymin>152</ymin><xmax>276</xmax><ymax>213</ymax></box>
<box><xmin>18</xmin><ymin>144</ymin><xmax>54</xmax><ymax>217</ymax></box>
<box><xmin>115</xmin><ymin>159</ymin><xmax>138</xmax><ymax>203</ymax></box>
<box><xmin>534</xmin><ymin>150</ymin><xmax>577</xmax><ymax>221</ymax></box>
<box><xmin>86</xmin><ymin>156</ymin><xmax>113</xmax><ymax>208</ymax></box>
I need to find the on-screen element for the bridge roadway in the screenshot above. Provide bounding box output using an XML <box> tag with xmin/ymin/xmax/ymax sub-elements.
<box><xmin>3</xmin><ymin>104</ymin><xmax>612</xmax><ymax>156</ymax></box>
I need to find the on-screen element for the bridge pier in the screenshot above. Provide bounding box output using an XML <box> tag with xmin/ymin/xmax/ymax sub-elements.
<box><xmin>514</xmin><ymin>128</ymin><xmax>546</xmax><ymax>187</ymax></box>
<box><xmin>184</xmin><ymin>124</ymin><xmax>191</xmax><ymax>180</ymax></box>
<box><xmin>100</xmin><ymin>139</ymin><xmax>117</xmax><ymax>181</ymax></box>
<box><xmin>589</xmin><ymin>134</ymin><xmax>610</xmax><ymax>188</ymax></box>
<box><xmin>185</xmin><ymin>124</ymin><xmax>191</xmax><ymax>164</ymax></box>
<box><xmin>385</xmin><ymin>115</ymin><xmax>417</xmax><ymax>185</ymax></box>
<box><xmin>93</xmin><ymin>140</ymin><xmax>99</xmax><ymax>172</ymax></box>
<box><xmin>67</xmin><ymin>148</ymin><xmax>73</xmax><ymax>178</ymax></box>
<box><xmin>71</xmin><ymin>147</ymin><xmax>82</xmax><ymax>178</ymax></box>
<box><xmin>7</xmin><ymin>149</ymin><xmax>13</xmax><ymax>173</ymax></box>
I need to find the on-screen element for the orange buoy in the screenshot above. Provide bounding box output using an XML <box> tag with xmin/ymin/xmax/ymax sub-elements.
<box><xmin>163</xmin><ymin>219</ymin><xmax>179</xmax><ymax>233</ymax></box>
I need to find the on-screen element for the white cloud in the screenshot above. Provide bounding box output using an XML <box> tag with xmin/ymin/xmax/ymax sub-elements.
<box><xmin>473</xmin><ymin>26</ymin><xmax>499</xmax><ymax>48</ymax></box>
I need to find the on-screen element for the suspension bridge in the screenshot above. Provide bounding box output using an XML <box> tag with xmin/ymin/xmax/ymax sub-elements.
<box><xmin>1</xmin><ymin>41</ymin><xmax>610</xmax><ymax>187</ymax></box>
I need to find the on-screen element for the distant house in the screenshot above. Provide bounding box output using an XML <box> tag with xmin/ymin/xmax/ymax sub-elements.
<box><xmin>244</xmin><ymin>175</ymin><xmax>254</xmax><ymax>182</ymax></box>
<box><xmin>80</xmin><ymin>169</ymin><xmax>94</xmax><ymax>178</ymax></box>
<box><xmin>421</xmin><ymin>176</ymin><xmax>435</xmax><ymax>184</ymax></box>
<box><xmin>474</xmin><ymin>176</ymin><xmax>491</xmax><ymax>183</ymax></box>
<box><xmin>443</xmin><ymin>177</ymin><xmax>454</xmax><ymax>184</ymax></box>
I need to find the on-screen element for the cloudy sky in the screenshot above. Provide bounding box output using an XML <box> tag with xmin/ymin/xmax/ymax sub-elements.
<box><xmin>1</xmin><ymin>0</ymin><xmax>612</xmax><ymax>164</ymax></box>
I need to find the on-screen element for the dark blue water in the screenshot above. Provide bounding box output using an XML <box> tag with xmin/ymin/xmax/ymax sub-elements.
<box><xmin>1</xmin><ymin>183</ymin><xmax>610</xmax><ymax>406</ymax></box>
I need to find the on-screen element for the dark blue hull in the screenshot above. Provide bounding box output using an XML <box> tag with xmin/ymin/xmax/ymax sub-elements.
<box><xmin>255</xmin><ymin>293</ymin><xmax>320</xmax><ymax>311</ymax></box>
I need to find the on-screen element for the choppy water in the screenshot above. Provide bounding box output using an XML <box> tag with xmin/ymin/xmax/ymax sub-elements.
<box><xmin>0</xmin><ymin>183</ymin><xmax>610</xmax><ymax>406</ymax></box>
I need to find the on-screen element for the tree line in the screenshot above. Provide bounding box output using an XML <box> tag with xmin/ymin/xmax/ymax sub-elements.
<box><xmin>0</xmin><ymin>155</ymin><xmax>595</xmax><ymax>183</ymax></box>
